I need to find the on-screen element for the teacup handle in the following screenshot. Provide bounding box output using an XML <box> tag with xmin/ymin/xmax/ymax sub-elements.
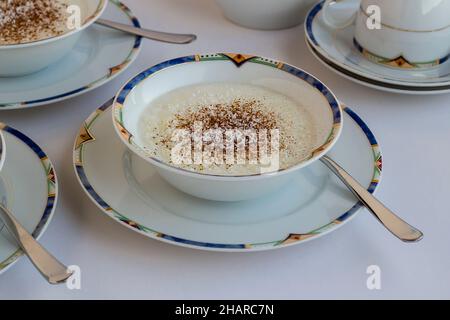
<box><xmin>322</xmin><ymin>0</ymin><xmax>359</xmax><ymax>29</ymax></box>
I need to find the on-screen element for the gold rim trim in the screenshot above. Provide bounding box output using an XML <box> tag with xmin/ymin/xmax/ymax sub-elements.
<box><xmin>359</xmin><ymin>5</ymin><xmax>450</xmax><ymax>33</ymax></box>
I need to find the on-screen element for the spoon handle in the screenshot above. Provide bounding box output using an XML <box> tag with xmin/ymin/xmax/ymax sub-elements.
<box><xmin>320</xmin><ymin>156</ymin><xmax>423</xmax><ymax>242</ymax></box>
<box><xmin>0</xmin><ymin>205</ymin><xmax>72</xmax><ymax>284</ymax></box>
<box><xmin>95</xmin><ymin>19</ymin><xmax>197</xmax><ymax>44</ymax></box>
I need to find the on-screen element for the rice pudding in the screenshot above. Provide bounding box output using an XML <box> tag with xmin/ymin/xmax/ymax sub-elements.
<box><xmin>138</xmin><ymin>83</ymin><xmax>320</xmax><ymax>176</ymax></box>
<box><xmin>0</xmin><ymin>0</ymin><xmax>84</xmax><ymax>45</ymax></box>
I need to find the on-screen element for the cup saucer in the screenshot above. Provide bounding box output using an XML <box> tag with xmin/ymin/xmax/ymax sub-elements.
<box><xmin>0</xmin><ymin>124</ymin><xmax>58</xmax><ymax>274</ymax></box>
<box><xmin>0</xmin><ymin>0</ymin><xmax>142</xmax><ymax>110</ymax></box>
<box><xmin>73</xmin><ymin>99</ymin><xmax>382</xmax><ymax>252</ymax></box>
<box><xmin>305</xmin><ymin>1</ymin><xmax>450</xmax><ymax>94</ymax></box>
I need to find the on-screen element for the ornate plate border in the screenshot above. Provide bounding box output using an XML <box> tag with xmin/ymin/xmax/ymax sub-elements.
<box><xmin>307</xmin><ymin>41</ymin><xmax>450</xmax><ymax>94</ymax></box>
<box><xmin>0</xmin><ymin>124</ymin><xmax>58</xmax><ymax>273</ymax></box>
<box><xmin>73</xmin><ymin>100</ymin><xmax>382</xmax><ymax>251</ymax></box>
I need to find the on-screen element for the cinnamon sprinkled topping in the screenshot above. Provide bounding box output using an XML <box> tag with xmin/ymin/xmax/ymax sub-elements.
<box><xmin>155</xmin><ymin>99</ymin><xmax>288</xmax><ymax>164</ymax></box>
<box><xmin>140</xmin><ymin>83</ymin><xmax>317</xmax><ymax>175</ymax></box>
<box><xmin>173</xmin><ymin>99</ymin><xmax>278</xmax><ymax>132</ymax></box>
<box><xmin>0</xmin><ymin>0</ymin><xmax>69</xmax><ymax>45</ymax></box>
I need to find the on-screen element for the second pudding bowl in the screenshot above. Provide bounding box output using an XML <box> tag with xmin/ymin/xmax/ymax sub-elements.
<box><xmin>112</xmin><ymin>54</ymin><xmax>342</xmax><ymax>201</ymax></box>
<box><xmin>0</xmin><ymin>0</ymin><xmax>107</xmax><ymax>76</ymax></box>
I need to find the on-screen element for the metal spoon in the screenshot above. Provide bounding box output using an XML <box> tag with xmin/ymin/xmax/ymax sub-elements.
<box><xmin>320</xmin><ymin>155</ymin><xmax>423</xmax><ymax>242</ymax></box>
<box><xmin>0</xmin><ymin>205</ymin><xmax>72</xmax><ymax>284</ymax></box>
<box><xmin>95</xmin><ymin>19</ymin><xmax>197</xmax><ymax>44</ymax></box>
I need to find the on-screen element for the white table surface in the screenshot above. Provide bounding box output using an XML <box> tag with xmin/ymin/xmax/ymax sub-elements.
<box><xmin>1</xmin><ymin>0</ymin><xmax>449</xmax><ymax>300</ymax></box>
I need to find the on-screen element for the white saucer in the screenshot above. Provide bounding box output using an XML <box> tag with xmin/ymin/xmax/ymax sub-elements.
<box><xmin>73</xmin><ymin>100</ymin><xmax>382</xmax><ymax>252</ymax></box>
<box><xmin>0</xmin><ymin>124</ymin><xmax>58</xmax><ymax>274</ymax></box>
<box><xmin>0</xmin><ymin>0</ymin><xmax>142</xmax><ymax>110</ymax></box>
<box><xmin>305</xmin><ymin>1</ymin><xmax>450</xmax><ymax>94</ymax></box>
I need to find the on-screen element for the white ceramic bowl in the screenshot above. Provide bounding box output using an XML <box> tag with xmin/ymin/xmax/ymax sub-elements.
<box><xmin>0</xmin><ymin>0</ymin><xmax>107</xmax><ymax>77</ymax></box>
<box><xmin>215</xmin><ymin>0</ymin><xmax>317</xmax><ymax>30</ymax></box>
<box><xmin>112</xmin><ymin>53</ymin><xmax>343</xmax><ymax>201</ymax></box>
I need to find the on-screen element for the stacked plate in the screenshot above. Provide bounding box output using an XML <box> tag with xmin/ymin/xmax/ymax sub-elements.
<box><xmin>0</xmin><ymin>0</ymin><xmax>141</xmax><ymax>274</ymax></box>
<box><xmin>305</xmin><ymin>0</ymin><xmax>450</xmax><ymax>95</ymax></box>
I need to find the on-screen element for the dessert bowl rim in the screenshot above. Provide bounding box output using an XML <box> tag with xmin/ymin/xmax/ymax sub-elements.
<box><xmin>112</xmin><ymin>53</ymin><xmax>343</xmax><ymax>181</ymax></box>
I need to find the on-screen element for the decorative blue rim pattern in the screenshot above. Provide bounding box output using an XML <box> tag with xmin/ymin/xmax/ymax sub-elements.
<box><xmin>0</xmin><ymin>124</ymin><xmax>58</xmax><ymax>272</ymax></box>
<box><xmin>352</xmin><ymin>37</ymin><xmax>450</xmax><ymax>69</ymax></box>
<box><xmin>74</xmin><ymin>101</ymin><xmax>382</xmax><ymax>251</ymax></box>
<box><xmin>113</xmin><ymin>53</ymin><xmax>342</xmax><ymax>178</ymax></box>
<box><xmin>0</xmin><ymin>0</ymin><xmax>142</xmax><ymax>109</ymax></box>
<box><xmin>305</xmin><ymin>0</ymin><xmax>324</xmax><ymax>46</ymax></box>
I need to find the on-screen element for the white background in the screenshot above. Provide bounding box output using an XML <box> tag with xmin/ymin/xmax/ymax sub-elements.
<box><xmin>0</xmin><ymin>0</ymin><xmax>449</xmax><ymax>299</ymax></box>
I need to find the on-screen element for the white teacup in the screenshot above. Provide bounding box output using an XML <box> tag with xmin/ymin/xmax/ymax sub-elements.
<box><xmin>322</xmin><ymin>0</ymin><xmax>450</xmax><ymax>69</ymax></box>
<box><xmin>215</xmin><ymin>0</ymin><xmax>317</xmax><ymax>30</ymax></box>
